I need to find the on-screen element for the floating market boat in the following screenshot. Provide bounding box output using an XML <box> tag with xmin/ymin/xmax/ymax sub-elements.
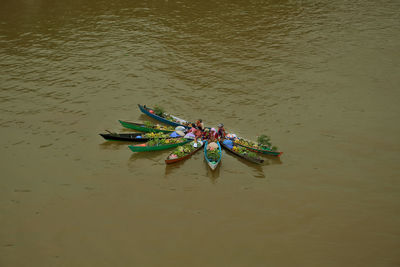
<box><xmin>99</xmin><ymin>131</ymin><xmax>176</xmax><ymax>142</ymax></box>
<box><xmin>165</xmin><ymin>140</ymin><xmax>204</xmax><ymax>164</ymax></box>
<box><xmin>204</xmin><ymin>141</ymin><xmax>222</xmax><ymax>170</ymax></box>
<box><xmin>119</xmin><ymin>120</ymin><xmax>174</xmax><ymax>133</ymax></box>
<box><xmin>221</xmin><ymin>140</ymin><xmax>264</xmax><ymax>164</ymax></box>
<box><xmin>138</xmin><ymin>104</ymin><xmax>189</xmax><ymax>128</ymax></box>
<box><xmin>235</xmin><ymin>138</ymin><xmax>283</xmax><ymax>157</ymax></box>
<box><xmin>128</xmin><ymin>138</ymin><xmax>191</xmax><ymax>152</ymax></box>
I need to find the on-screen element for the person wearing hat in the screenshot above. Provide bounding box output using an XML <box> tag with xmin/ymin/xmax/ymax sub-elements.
<box><xmin>217</xmin><ymin>123</ymin><xmax>226</xmax><ymax>140</ymax></box>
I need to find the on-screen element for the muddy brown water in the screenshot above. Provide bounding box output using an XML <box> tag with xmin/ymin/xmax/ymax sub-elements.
<box><xmin>1</xmin><ymin>0</ymin><xmax>400</xmax><ymax>266</ymax></box>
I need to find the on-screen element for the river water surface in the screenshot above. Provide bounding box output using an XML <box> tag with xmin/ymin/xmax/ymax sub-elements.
<box><xmin>1</xmin><ymin>0</ymin><xmax>400</xmax><ymax>266</ymax></box>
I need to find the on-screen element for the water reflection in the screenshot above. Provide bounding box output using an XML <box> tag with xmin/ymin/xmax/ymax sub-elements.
<box><xmin>164</xmin><ymin>161</ymin><xmax>184</xmax><ymax>176</ymax></box>
<box><xmin>98</xmin><ymin>141</ymin><xmax>131</xmax><ymax>150</ymax></box>
<box><xmin>128</xmin><ymin>150</ymin><xmax>166</xmax><ymax>161</ymax></box>
<box><xmin>263</xmin><ymin>155</ymin><xmax>283</xmax><ymax>165</ymax></box>
<box><xmin>203</xmin><ymin>158</ymin><xmax>220</xmax><ymax>182</ymax></box>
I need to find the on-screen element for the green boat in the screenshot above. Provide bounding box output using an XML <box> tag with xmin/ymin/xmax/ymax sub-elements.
<box><xmin>119</xmin><ymin>120</ymin><xmax>174</xmax><ymax>133</ymax></box>
<box><xmin>236</xmin><ymin>143</ymin><xmax>283</xmax><ymax>157</ymax></box>
<box><xmin>128</xmin><ymin>138</ymin><xmax>191</xmax><ymax>152</ymax></box>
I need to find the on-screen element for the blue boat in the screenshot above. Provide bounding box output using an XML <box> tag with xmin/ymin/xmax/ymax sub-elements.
<box><xmin>138</xmin><ymin>104</ymin><xmax>189</xmax><ymax>128</ymax></box>
<box><xmin>204</xmin><ymin>141</ymin><xmax>222</xmax><ymax>170</ymax></box>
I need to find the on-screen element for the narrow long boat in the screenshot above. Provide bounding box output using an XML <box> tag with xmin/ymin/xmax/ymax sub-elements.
<box><xmin>220</xmin><ymin>141</ymin><xmax>264</xmax><ymax>164</ymax></box>
<box><xmin>204</xmin><ymin>141</ymin><xmax>222</xmax><ymax>170</ymax></box>
<box><xmin>165</xmin><ymin>141</ymin><xmax>204</xmax><ymax>164</ymax></box>
<box><xmin>99</xmin><ymin>132</ymin><xmax>177</xmax><ymax>142</ymax></box>
<box><xmin>138</xmin><ymin>104</ymin><xmax>189</xmax><ymax>128</ymax></box>
<box><xmin>119</xmin><ymin>120</ymin><xmax>174</xmax><ymax>133</ymax></box>
<box><xmin>236</xmin><ymin>142</ymin><xmax>283</xmax><ymax>157</ymax></box>
<box><xmin>128</xmin><ymin>138</ymin><xmax>190</xmax><ymax>152</ymax></box>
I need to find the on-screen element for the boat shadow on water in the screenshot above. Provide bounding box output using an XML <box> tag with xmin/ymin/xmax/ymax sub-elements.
<box><xmin>164</xmin><ymin>161</ymin><xmax>185</xmax><ymax>176</ymax></box>
<box><xmin>228</xmin><ymin>155</ymin><xmax>266</xmax><ymax>179</ymax></box>
<box><xmin>204</xmin><ymin>158</ymin><xmax>220</xmax><ymax>182</ymax></box>
<box><xmin>129</xmin><ymin>150</ymin><xmax>167</xmax><ymax>161</ymax></box>
<box><xmin>261</xmin><ymin>154</ymin><xmax>284</xmax><ymax>163</ymax></box>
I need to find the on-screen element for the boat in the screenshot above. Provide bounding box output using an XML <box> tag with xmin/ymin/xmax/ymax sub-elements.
<box><xmin>236</xmin><ymin>142</ymin><xmax>283</xmax><ymax>157</ymax></box>
<box><xmin>119</xmin><ymin>120</ymin><xmax>174</xmax><ymax>133</ymax></box>
<box><xmin>165</xmin><ymin>140</ymin><xmax>204</xmax><ymax>164</ymax></box>
<box><xmin>220</xmin><ymin>140</ymin><xmax>264</xmax><ymax>164</ymax></box>
<box><xmin>99</xmin><ymin>131</ymin><xmax>176</xmax><ymax>142</ymax></box>
<box><xmin>138</xmin><ymin>104</ymin><xmax>189</xmax><ymax>128</ymax></box>
<box><xmin>128</xmin><ymin>138</ymin><xmax>191</xmax><ymax>152</ymax></box>
<box><xmin>204</xmin><ymin>141</ymin><xmax>222</xmax><ymax>170</ymax></box>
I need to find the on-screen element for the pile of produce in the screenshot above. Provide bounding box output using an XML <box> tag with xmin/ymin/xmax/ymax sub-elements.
<box><xmin>147</xmin><ymin>138</ymin><xmax>186</xmax><ymax>147</ymax></box>
<box><xmin>150</xmin><ymin>106</ymin><xmax>182</xmax><ymax>125</ymax></box>
<box><xmin>234</xmin><ymin>135</ymin><xmax>278</xmax><ymax>151</ymax></box>
<box><xmin>143</xmin><ymin>132</ymin><xmax>171</xmax><ymax>139</ymax></box>
<box><xmin>168</xmin><ymin>141</ymin><xmax>201</xmax><ymax>159</ymax></box>
<box><xmin>232</xmin><ymin>145</ymin><xmax>258</xmax><ymax>159</ymax></box>
<box><xmin>206</xmin><ymin>148</ymin><xmax>220</xmax><ymax>162</ymax></box>
<box><xmin>143</xmin><ymin>121</ymin><xmax>175</xmax><ymax>131</ymax></box>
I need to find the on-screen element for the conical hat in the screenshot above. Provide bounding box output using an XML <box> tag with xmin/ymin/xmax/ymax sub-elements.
<box><xmin>176</xmin><ymin>130</ymin><xmax>185</xmax><ymax>136</ymax></box>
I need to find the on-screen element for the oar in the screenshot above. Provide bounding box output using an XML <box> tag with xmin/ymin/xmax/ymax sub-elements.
<box><xmin>105</xmin><ymin>130</ymin><xmax>119</xmax><ymax>136</ymax></box>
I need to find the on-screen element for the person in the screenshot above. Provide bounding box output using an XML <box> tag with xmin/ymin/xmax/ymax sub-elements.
<box><xmin>194</xmin><ymin>128</ymin><xmax>203</xmax><ymax>143</ymax></box>
<box><xmin>202</xmin><ymin>128</ymin><xmax>210</xmax><ymax>140</ymax></box>
<box><xmin>184</xmin><ymin>123</ymin><xmax>197</xmax><ymax>139</ymax></box>
<box><xmin>209</xmin><ymin>128</ymin><xmax>218</xmax><ymax>142</ymax></box>
<box><xmin>188</xmin><ymin>123</ymin><xmax>197</xmax><ymax>133</ymax></box>
<box><xmin>217</xmin><ymin>123</ymin><xmax>226</xmax><ymax>140</ymax></box>
<box><xmin>195</xmin><ymin>119</ymin><xmax>205</xmax><ymax>131</ymax></box>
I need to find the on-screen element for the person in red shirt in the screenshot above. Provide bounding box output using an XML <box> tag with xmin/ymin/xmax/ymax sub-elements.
<box><xmin>194</xmin><ymin>128</ymin><xmax>203</xmax><ymax>142</ymax></box>
<box><xmin>195</xmin><ymin>119</ymin><xmax>205</xmax><ymax>131</ymax></box>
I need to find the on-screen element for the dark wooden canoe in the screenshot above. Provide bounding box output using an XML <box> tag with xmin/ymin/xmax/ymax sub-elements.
<box><xmin>220</xmin><ymin>141</ymin><xmax>264</xmax><ymax>164</ymax></box>
<box><xmin>138</xmin><ymin>104</ymin><xmax>189</xmax><ymax>128</ymax></box>
<box><xmin>165</xmin><ymin>141</ymin><xmax>204</xmax><ymax>164</ymax></box>
<box><xmin>100</xmin><ymin>132</ymin><xmax>147</xmax><ymax>142</ymax></box>
<box><xmin>119</xmin><ymin>120</ymin><xmax>174</xmax><ymax>133</ymax></box>
<box><xmin>99</xmin><ymin>132</ymin><xmax>178</xmax><ymax>142</ymax></box>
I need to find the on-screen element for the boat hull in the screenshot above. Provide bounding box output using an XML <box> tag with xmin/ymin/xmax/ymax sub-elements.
<box><xmin>99</xmin><ymin>133</ymin><xmax>179</xmax><ymax>142</ymax></box>
<box><xmin>207</xmin><ymin>161</ymin><xmax>218</xmax><ymax>170</ymax></box>
<box><xmin>221</xmin><ymin>142</ymin><xmax>264</xmax><ymax>164</ymax></box>
<box><xmin>138</xmin><ymin>104</ymin><xmax>187</xmax><ymax>128</ymax></box>
<box><xmin>128</xmin><ymin>139</ymin><xmax>191</xmax><ymax>152</ymax></box>
<box><xmin>119</xmin><ymin>120</ymin><xmax>173</xmax><ymax>133</ymax></box>
<box><xmin>236</xmin><ymin>143</ymin><xmax>283</xmax><ymax>157</ymax></box>
<box><xmin>165</xmin><ymin>141</ymin><xmax>204</xmax><ymax>164</ymax></box>
<box><xmin>204</xmin><ymin>141</ymin><xmax>222</xmax><ymax>171</ymax></box>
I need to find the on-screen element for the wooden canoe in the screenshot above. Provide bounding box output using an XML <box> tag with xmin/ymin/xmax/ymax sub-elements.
<box><xmin>165</xmin><ymin>141</ymin><xmax>204</xmax><ymax>164</ymax></box>
<box><xmin>138</xmin><ymin>104</ymin><xmax>189</xmax><ymax>128</ymax></box>
<box><xmin>128</xmin><ymin>139</ymin><xmax>191</xmax><ymax>152</ymax></box>
<box><xmin>220</xmin><ymin>141</ymin><xmax>264</xmax><ymax>164</ymax></box>
<box><xmin>236</xmin><ymin>143</ymin><xmax>283</xmax><ymax>157</ymax></box>
<box><xmin>119</xmin><ymin>120</ymin><xmax>174</xmax><ymax>133</ymax></box>
<box><xmin>99</xmin><ymin>132</ymin><xmax>177</xmax><ymax>142</ymax></box>
<box><xmin>204</xmin><ymin>141</ymin><xmax>222</xmax><ymax>170</ymax></box>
